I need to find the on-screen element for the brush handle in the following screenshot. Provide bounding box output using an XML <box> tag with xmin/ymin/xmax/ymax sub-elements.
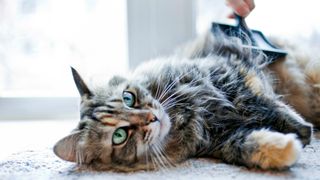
<box><xmin>234</xmin><ymin>14</ymin><xmax>257</xmax><ymax>46</ymax></box>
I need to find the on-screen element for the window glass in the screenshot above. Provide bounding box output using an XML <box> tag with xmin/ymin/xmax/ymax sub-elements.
<box><xmin>0</xmin><ymin>0</ymin><xmax>128</xmax><ymax>97</ymax></box>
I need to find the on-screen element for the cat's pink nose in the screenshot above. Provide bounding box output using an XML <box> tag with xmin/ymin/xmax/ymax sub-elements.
<box><xmin>128</xmin><ymin>112</ymin><xmax>159</xmax><ymax>126</ymax></box>
<box><xmin>146</xmin><ymin>113</ymin><xmax>158</xmax><ymax>124</ymax></box>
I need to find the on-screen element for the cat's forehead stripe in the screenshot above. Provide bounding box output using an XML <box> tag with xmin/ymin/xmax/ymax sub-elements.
<box><xmin>109</xmin><ymin>99</ymin><xmax>122</xmax><ymax>103</ymax></box>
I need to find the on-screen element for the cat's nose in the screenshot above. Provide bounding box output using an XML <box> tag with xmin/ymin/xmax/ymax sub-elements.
<box><xmin>128</xmin><ymin>112</ymin><xmax>159</xmax><ymax>126</ymax></box>
<box><xmin>146</xmin><ymin>113</ymin><xmax>159</xmax><ymax>124</ymax></box>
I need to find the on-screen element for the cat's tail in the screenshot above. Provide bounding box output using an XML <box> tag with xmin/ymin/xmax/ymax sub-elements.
<box><xmin>176</xmin><ymin>30</ymin><xmax>267</xmax><ymax>66</ymax></box>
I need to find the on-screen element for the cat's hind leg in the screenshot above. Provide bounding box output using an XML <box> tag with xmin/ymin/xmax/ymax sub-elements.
<box><xmin>304</xmin><ymin>59</ymin><xmax>320</xmax><ymax>127</ymax></box>
<box><xmin>220</xmin><ymin>128</ymin><xmax>302</xmax><ymax>170</ymax></box>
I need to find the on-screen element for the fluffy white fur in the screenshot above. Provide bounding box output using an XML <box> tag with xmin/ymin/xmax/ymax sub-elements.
<box><xmin>246</xmin><ymin>129</ymin><xmax>302</xmax><ymax>169</ymax></box>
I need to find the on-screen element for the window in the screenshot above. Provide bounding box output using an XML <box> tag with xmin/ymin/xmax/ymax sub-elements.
<box><xmin>0</xmin><ymin>0</ymin><xmax>197</xmax><ymax>120</ymax></box>
<box><xmin>0</xmin><ymin>0</ymin><xmax>128</xmax><ymax>97</ymax></box>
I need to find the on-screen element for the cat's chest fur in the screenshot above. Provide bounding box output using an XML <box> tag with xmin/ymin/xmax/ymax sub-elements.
<box><xmin>131</xmin><ymin>56</ymin><xmax>275</xmax><ymax>158</ymax></box>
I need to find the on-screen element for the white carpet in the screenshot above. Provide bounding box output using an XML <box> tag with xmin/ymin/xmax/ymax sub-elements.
<box><xmin>1</xmin><ymin>132</ymin><xmax>320</xmax><ymax>180</ymax></box>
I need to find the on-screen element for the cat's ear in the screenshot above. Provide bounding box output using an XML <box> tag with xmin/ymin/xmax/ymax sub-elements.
<box><xmin>71</xmin><ymin>67</ymin><xmax>92</xmax><ymax>97</ymax></box>
<box><xmin>53</xmin><ymin>131</ymin><xmax>82</xmax><ymax>162</ymax></box>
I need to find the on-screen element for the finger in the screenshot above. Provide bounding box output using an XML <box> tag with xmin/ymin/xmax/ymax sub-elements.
<box><xmin>244</xmin><ymin>0</ymin><xmax>255</xmax><ymax>11</ymax></box>
<box><xmin>226</xmin><ymin>0</ymin><xmax>251</xmax><ymax>17</ymax></box>
<box><xmin>227</xmin><ymin>13</ymin><xmax>236</xmax><ymax>19</ymax></box>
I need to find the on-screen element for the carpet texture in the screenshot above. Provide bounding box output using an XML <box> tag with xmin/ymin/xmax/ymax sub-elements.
<box><xmin>1</xmin><ymin>133</ymin><xmax>320</xmax><ymax>180</ymax></box>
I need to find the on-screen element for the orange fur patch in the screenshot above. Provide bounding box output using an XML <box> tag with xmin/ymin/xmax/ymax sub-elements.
<box><xmin>101</xmin><ymin>117</ymin><xmax>119</xmax><ymax>126</ymax></box>
<box><xmin>245</xmin><ymin>72</ymin><xmax>263</xmax><ymax>95</ymax></box>
<box><xmin>248</xmin><ymin>130</ymin><xmax>302</xmax><ymax>169</ymax></box>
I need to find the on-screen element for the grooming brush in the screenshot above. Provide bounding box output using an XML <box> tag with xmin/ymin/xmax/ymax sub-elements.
<box><xmin>211</xmin><ymin>14</ymin><xmax>287</xmax><ymax>63</ymax></box>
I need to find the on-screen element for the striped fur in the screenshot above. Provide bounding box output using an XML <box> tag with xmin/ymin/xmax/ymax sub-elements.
<box><xmin>54</xmin><ymin>32</ymin><xmax>317</xmax><ymax>172</ymax></box>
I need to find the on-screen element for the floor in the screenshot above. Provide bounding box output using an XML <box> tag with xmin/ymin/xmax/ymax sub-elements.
<box><xmin>0</xmin><ymin>119</ymin><xmax>76</xmax><ymax>160</ymax></box>
<box><xmin>1</xmin><ymin>120</ymin><xmax>320</xmax><ymax>180</ymax></box>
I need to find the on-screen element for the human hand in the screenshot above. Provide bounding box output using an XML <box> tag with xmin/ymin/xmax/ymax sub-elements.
<box><xmin>225</xmin><ymin>0</ymin><xmax>255</xmax><ymax>18</ymax></box>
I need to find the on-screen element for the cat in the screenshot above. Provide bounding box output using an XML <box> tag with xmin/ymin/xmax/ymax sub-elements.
<box><xmin>53</xmin><ymin>31</ymin><xmax>319</xmax><ymax>172</ymax></box>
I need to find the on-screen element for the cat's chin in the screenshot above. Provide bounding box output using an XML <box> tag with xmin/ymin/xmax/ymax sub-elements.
<box><xmin>158</xmin><ymin>112</ymin><xmax>171</xmax><ymax>141</ymax></box>
<box><xmin>143</xmin><ymin>115</ymin><xmax>170</xmax><ymax>146</ymax></box>
<box><xmin>145</xmin><ymin>108</ymin><xmax>171</xmax><ymax>145</ymax></box>
<box><xmin>142</xmin><ymin>112</ymin><xmax>171</xmax><ymax>147</ymax></box>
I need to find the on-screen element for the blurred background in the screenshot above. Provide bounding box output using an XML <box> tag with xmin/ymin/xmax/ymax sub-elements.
<box><xmin>0</xmin><ymin>0</ymin><xmax>319</xmax><ymax>99</ymax></box>
<box><xmin>0</xmin><ymin>0</ymin><xmax>319</xmax><ymax>158</ymax></box>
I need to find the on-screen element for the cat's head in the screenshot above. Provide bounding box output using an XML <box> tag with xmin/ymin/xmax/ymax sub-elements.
<box><xmin>54</xmin><ymin>68</ymin><xmax>171</xmax><ymax>171</ymax></box>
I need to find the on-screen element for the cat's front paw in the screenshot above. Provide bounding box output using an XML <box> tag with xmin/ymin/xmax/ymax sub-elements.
<box><xmin>246</xmin><ymin>129</ymin><xmax>302</xmax><ymax>170</ymax></box>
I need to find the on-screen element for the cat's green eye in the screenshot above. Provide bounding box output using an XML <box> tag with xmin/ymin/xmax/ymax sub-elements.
<box><xmin>123</xmin><ymin>91</ymin><xmax>135</xmax><ymax>107</ymax></box>
<box><xmin>112</xmin><ymin>128</ymin><xmax>128</xmax><ymax>145</ymax></box>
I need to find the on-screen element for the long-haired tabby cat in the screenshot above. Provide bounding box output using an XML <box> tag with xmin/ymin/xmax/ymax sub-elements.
<box><xmin>54</xmin><ymin>31</ymin><xmax>319</xmax><ymax>172</ymax></box>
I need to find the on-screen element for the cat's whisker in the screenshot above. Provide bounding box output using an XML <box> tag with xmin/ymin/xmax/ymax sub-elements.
<box><xmin>163</xmin><ymin>103</ymin><xmax>184</xmax><ymax>111</ymax></box>
<box><xmin>161</xmin><ymin>87</ymin><xmax>203</xmax><ymax>110</ymax></box>
<box><xmin>150</xmin><ymin>155</ymin><xmax>157</xmax><ymax>170</ymax></box>
<box><xmin>163</xmin><ymin>98</ymin><xmax>187</xmax><ymax>106</ymax></box>
<box><xmin>146</xmin><ymin>144</ymin><xmax>157</xmax><ymax>170</ymax></box>
<box><xmin>155</xmin><ymin>142</ymin><xmax>174</xmax><ymax>169</ymax></box>
<box><xmin>157</xmin><ymin>77</ymin><xmax>178</xmax><ymax>101</ymax></box>
<box><xmin>162</xmin><ymin>95</ymin><xmax>189</xmax><ymax>109</ymax></box>
<box><xmin>162</xmin><ymin>75</ymin><xmax>230</xmax><ymax>111</ymax></box>
<box><xmin>154</xmin><ymin>149</ymin><xmax>169</xmax><ymax>170</ymax></box>
<box><xmin>154</xmin><ymin>85</ymin><xmax>160</xmax><ymax>100</ymax></box>
<box><xmin>150</xmin><ymin>148</ymin><xmax>162</xmax><ymax>170</ymax></box>
<box><xmin>157</xmin><ymin>72</ymin><xmax>192</xmax><ymax>102</ymax></box>
<box><xmin>151</xmin><ymin>144</ymin><xmax>168</xmax><ymax>171</ymax></box>
<box><xmin>161</xmin><ymin>93</ymin><xmax>185</xmax><ymax>106</ymax></box>
<box><xmin>154</xmin><ymin>74</ymin><xmax>163</xmax><ymax>100</ymax></box>
<box><xmin>76</xmin><ymin>150</ymin><xmax>80</xmax><ymax>165</ymax></box>
<box><xmin>76</xmin><ymin>148</ymin><xmax>83</xmax><ymax>166</ymax></box>
<box><xmin>160</xmin><ymin>75</ymin><xmax>209</xmax><ymax>106</ymax></box>
<box><xmin>157</xmin><ymin>80</ymin><xmax>178</xmax><ymax>102</ymax></box>
<box><xmin>161</xmin><ymin>101</ymin><xmax>177</xmax><ymax>110</ymax></box>
<box><xmin>161</xmin><ymin>80</ymin><xmax>190</xmax><ymax>104</ymax></box>
<box><xmin>144</xmin><ymin>145</ymin><xmax>149</xmax><ymax>171</ymax></box>
<box><xmin>160</xmin><ymin>79</ymin><xmax>204</xmax><ymax>107</ymax></box>
<box><xmin>153</xmin><ymin>149</ymin><xmax>166</xmax><ymax>170</ymax></box>
<box><xmin>161</xmin><ymin>89</ymin><xmax>188</xmax><ymax>107</ymax></box>
<box><xmin>154</xmin><ymin>141</ymin><xmax>175</xmax><ymax>170</ymax></box>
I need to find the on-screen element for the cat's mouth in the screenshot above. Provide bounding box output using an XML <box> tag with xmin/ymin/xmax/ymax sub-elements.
<box><xmin>142</xmin><ymin>114</ymin><xmax>161</xmax><ymax>145</ymax></box>
<box><xmin>143</xmin><ymin>110</ymin><xmax>171</xmax><ymax>145</ymax></box>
